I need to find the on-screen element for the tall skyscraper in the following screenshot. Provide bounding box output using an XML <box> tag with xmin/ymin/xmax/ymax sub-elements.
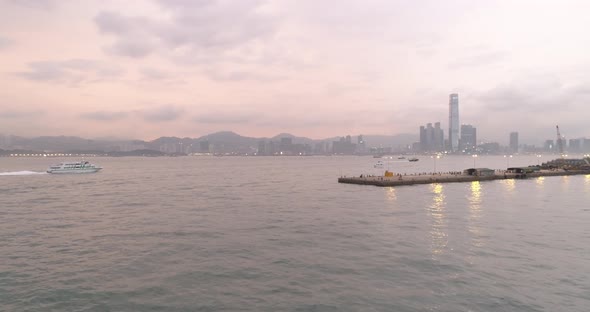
<box><xmin>448</xmin><ymin>93</ymin><xmax>460</xmax><ymax>152</ymax></box>
<box><xmin>509</xmin><ymin>132</ymin><xmax>519</xmax><ymax>153</ymax></box>
<box><xmin>419</xmin><ymin>122</ymin><xmax>444</xmax><ymax>152</ymax></box>
<box><xmin>434</xmin><ymin>122</ymin><xmax>444</xmax><ymax>151</ymax></box>
<box><xmin>569</xmin><ymin>139</ymin><xmax>581</xmax><ymax>153</ymax></box>
<box><xmin>459</xmin><ymin>124</ymin><xmax>477</xmax><ymax>151</ymax></box>
<box><xmin>544</xmin><ymin>140</ymin><xmax>554</xmax><ymax>152</ymax></box>
<box><xmin>357</xmin><ymin>135</ymin><xmax>366</xmax><ymax>153</ymax></box>
<box><xmin>419</xmin><ymin>126</ymin><xmax>426</xmax><ymax>151</ymax></box>
<box><xmin>426</xmin><ymin>123</ymin><xmax>434</xmax><ymax>149</ymax></box>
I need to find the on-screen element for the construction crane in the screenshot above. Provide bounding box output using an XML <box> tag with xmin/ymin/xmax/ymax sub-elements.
<box><xmin>556</xmin><ymin>125</ymin><xmax>564</xmax><ymax>158</ymax></box>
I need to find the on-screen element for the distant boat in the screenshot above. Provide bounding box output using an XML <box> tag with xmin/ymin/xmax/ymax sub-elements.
<box><xmin>408</xmin><ymin>158</ymin><xmax>419</xmax><ymax>162</ymax></box>
<box><xmin>398</xmin><ymin>156</ymin><xmax>406</xmax><ymax>159</ymax></box>
<box><xmin>374</xmin><ymin>161</ymin><xmax>384</xmax><ymax>168</ymax></box>
<box><xmin>46</xmin><ymin>161</ymin><xmax>102</xmax><ymax>174</ymax></box>
<box><xmin>373</xmin><ymin>155</ymin><xmax>383</xmax><ymax>158</ymax></box>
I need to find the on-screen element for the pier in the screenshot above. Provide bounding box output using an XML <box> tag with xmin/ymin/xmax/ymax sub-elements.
<box><xmin>338</xmin><ymin>169</ymin><xmax>590</xmax><ymax>187</ymax></box>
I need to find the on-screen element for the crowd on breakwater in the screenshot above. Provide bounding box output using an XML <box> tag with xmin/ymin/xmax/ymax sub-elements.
<box><xmin>358</xmin><ymin>171</ymin><xmax>462</xmax><ymax>178</ymax></box>
<box><xmin>339</xmin><ymin>167</ymin><xmax>590</xmax><ymax>187</ymax></box>
<box><xmin>353</xmin><ymin>169</ymin><xmax>516</xmax><ymax>179</ymax></box>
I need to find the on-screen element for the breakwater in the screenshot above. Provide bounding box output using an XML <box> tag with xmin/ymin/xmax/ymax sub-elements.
<box><xmin>338</xmin><ymin>169</ymin><xmax>590</xmax><ymax>187</ymax></box>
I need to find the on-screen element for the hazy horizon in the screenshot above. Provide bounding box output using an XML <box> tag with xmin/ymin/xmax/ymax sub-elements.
<box><xmin>0</xmin><ymin>130</ymin><xmax>417</xmax><ymax>143</ymax></box>
<box><xmin>1</xmin><ymin>0</ymin><xmax>589</xmax><ymax>143</ymax></box>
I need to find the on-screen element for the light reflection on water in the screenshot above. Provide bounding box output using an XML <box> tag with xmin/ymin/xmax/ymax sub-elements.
<box><xmin>502</xmin><ymin>178</ymin><xmax>516</xmax><ymax>193</ymax></box>
<box><xmin>468</xmin><ymin>181</ymin><xmax>484</xmax><ymax>249</ymax></box>
<box><xmin>386</xmin><ymin>187</ymin><xmax>397</xmax><ymax>202</ymax></box>
<box><xmin>428</xmin><ymin>183</ymin><xmax>447</xmax><ymax>257</ymax></box>
<box><xmin>535</xmin><ymin>176</ymin><xmax>545</xmax><ymax>188</ymax></box>
<box><xmin>561</xmin><ymin>175</ymin><xmax>570</xmax><ymax>191</ymax></box>
<box><xmin>1</xmin><ymin>157</ymin><xmax>589</xmax><ymax>311</ymax></box>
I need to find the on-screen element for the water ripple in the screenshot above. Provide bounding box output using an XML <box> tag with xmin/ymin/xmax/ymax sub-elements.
<box><xmin>1</xmin><ymin>156</ymin><xmax>589</xmax><ymax>311</ymax></box>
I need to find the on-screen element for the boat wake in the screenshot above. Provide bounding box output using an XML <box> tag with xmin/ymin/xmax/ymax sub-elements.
<box><xmin>0</xmin><ymin>171</ymin><xmax>47</xmax><ymax>176</ymax></box>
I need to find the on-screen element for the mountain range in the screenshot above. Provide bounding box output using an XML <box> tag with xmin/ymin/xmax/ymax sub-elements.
<box><xmin>0</xmin><ymin>131</ymin><xmax>417</xmax><ymax>154</ymax></box>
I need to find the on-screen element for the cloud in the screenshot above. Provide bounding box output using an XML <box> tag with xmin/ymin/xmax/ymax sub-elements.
<box><xmin>155</xmin><ymin>0</ymin><xmax>216</xmax><ymax>10</ymax></box>
<box><xmin>137</xmin><ymin>67</ymin><xmax>188</xmax><ymax>86</ymax></box>
<box><xmin>466</xmin><ymin>77</ymin><xmax>590</xmax><ymax>141</ymax></box>
<box><xmin>476</xmin><ymin>86</ymin><xmax>529</xmax><ymax>112</ymax></box>
<box><xmin>6</xmin><ymin>0</ymin><xmax>56</xmax><ymax>10</ymax></box>
<box><xmin>108</xmin><ymin>38</ymin><xmax>155</xmax><ymax>58</ymax></box>
<box><xmin>94</xmin><ymin>0</ymin><xmax>277</xmax><ymax>59</ymax></box>
<box><xmin>139</xmin><ymin>105</ymin><xmax>184</xmax><ymax>122</ymax></box>
<box><xmin>193</xmin><ymin>111</ymin><xmax>255</xmax><ymax>124</ymax></box>
<box><xmin>80</xmin><ymin>111</ymin><xmax>128</xmax><ymax>121</ymax></box>
<box><xmin>140</xmin><ymin>67</ymin><xmax>171</xmax><ymax>80</ymax></box>
<box><xmin>191</xmin><ymin>109</ymin><xmax>360</xmax><ymax>129</ymax></box>
<box><xmin>474</xmin><ymin>77</ymin><xmax>581</xmax><ymax>114</ymax></box>
<box><xmin>16</xmin><ymin>59</ymin><xmax>125</xmax><ymax>84</ymax></box>
<box><xmin>204</xmin><ymin>69</ymin><xmax>284</xmax><ymax>82</ymax></box>
<box><xmin>0</xmin><ymin>110</ymin><xmax>45</xmax><ymax>118</ymax></box>
<box><xmin>449</xmin><ymin>51</ymin><xmax>508</xmax><ymax>69</ymax></box>
<box><xmin>0</xmin><ymin>37</ymin><xmax>14</xmax><ymax>50</ymax></box>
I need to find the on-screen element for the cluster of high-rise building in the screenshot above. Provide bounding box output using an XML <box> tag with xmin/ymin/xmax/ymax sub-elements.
<box><xmin>416</xmin><ymin>94</ymin><xmax>589</xmax><ymax>155</ymax></box>
<box><xmin>330</xmin><ymin>135</ymin><xmax>374</xmax><ymax>155</ymax></box>
<box><xmin>448</xmin><ymin>93</ymin><xmax>460</xmax><ymax>152</ymax></box>
<box><xmin>417</xmin><ymin>93</ymin><xmax>478</xmax><ymax>154</ymax></box>
<box><xmin>459</xmin><ymin>125</ymin><xmax>477</xmax><ymax>151</ymax></box>
<box><xmin>418</xmin><ymin>122</ymin><xmax>444</xmax><ymax>152</ymax></box>
<box><xmin>257</xmin><ymin>135</ymin><xmax>370</xmax><ymax>155</ymax></box>
<box><xmin>257</xmin><ymin>137</ymin><xmax>311</xmax><ymax>156</ymax></box>
<box><xmin>541</xmin><ymin>138</ymin><xmax>590</xmax><ymax>153</ymax></box>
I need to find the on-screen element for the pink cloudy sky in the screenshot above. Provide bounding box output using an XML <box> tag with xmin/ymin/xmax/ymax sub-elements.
<box><xmin>0</xmin><ymin>0</ymin><xmax>589</xmax><ymax>143</ymax></box>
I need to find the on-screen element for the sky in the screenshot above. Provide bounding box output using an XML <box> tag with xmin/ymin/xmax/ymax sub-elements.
<box><xmin>0</xmin><ymin>0</ymin><xmax>589</xmax><ymax>144</ymax></box>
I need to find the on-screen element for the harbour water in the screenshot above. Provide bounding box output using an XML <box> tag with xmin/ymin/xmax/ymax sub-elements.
<box><xmin>1</xmin><ymin>156</ymin><xmax>589</xmax><ymax>311</ymax></box>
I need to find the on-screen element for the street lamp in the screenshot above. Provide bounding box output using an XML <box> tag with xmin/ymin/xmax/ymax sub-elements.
<box><xmin>431</xmin><ymin>154</ymin><xmax>440</xmax><ymax>172</ymax></box>
<box><xmin>504</xmin><ymin>155</ymin><xmax>513</xmax><ymax>168</ymax></box>
<box><xmin>472</xmin><ymin>154</ymin><xmax>478</xmax><ymax>168</ymax></box>
<box><xmin>536</xmin><ymin>154</ymin><xmax>542</xmax><ymax>165</ymax></box>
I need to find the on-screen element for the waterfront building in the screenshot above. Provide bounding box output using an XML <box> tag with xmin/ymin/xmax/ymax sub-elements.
<box><xmin>459</xmin><ymin>124</ymin><xmax>477</xmax><ymax>152</ymax></box>
<box><xmin>257</xmin><ymin>140</ymin><xmax>267</xmax><ymax>155</ymax></box>
<box><xmin>569</xmin><ymin>139</ymin><xmax>581</xmax><ymax>153</ymax></box>
<box><xmin>332</xmin><ymin>136</ymin><xmax>356</xmax><ymax>154</ymax></box>
<box><xmin>510</xmin><ymin>132</ymin><xmax>519</xmax><ymax>153</ymax></box>
<box><xmin>419</xmin><ymin>122</ymin><xmax>444</xmax><ymax>152</ymax></box>
<box><xmin>544</xmin><ymin>140</ymin><xmax>554</xmax><ymax>152</ymax></box>
<box><xmin>434</xmin><ymin>122</ymin><xmax>444</xmax><ymax>151</ymax></box>
<box><xmin>479</xmin><ymin>142</ymin><xmax>500</xmax><ymax>154</ymax></box>
<box><xmin>448</xmin><ymin>93</ymin><xmax>460</xmax><ymax>152</ymax></box>
<box><xmin>357</xmin><ymin>135</ymin><xmax>366</xmax><ymax>154</ymax></box>
<box><xmin>199</xmin><ymin>140</ymin><xmax>210</xmax><ymax>153</ymax></box>
<box><xmin>419</xmin><ymin>126</ymin><xmax>426</xmax><ymax>151</ymax></box>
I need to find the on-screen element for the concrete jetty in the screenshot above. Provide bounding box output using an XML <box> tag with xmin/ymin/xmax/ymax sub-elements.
<box><xmin>338</xmin><ymin>169</ymin><xmax>590</xmax><ymax>187</ymax></box>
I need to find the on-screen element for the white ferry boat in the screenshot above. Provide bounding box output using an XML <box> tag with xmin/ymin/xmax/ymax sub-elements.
<box><xmin>46</xmin><ymin>161</ymin><xmax>102</xmax><ymax>174</ymax></box>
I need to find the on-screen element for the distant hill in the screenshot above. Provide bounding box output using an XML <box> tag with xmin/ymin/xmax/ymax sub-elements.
<box><xmin>0</xmin><ymin>131</ymin><xmax>418</xmax><ymax>153</ymax></box>
<box><xmin>270</xmin><ymin>133</ymin><xmax>315</xmax><ymax>145</ymax></box>
<box><xmin>198</xmin><ymin>131</ymin><xmax>258</xmax><ymax>145</ymax></box>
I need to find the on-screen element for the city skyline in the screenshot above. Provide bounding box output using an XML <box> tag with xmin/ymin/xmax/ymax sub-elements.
<box><xmin>3</xmin><ymin>128</ymin><xmax>589</xmax><ymax>154</ymax></box>
<box><xmin>448</xmin><ymin>94</ymin><xmax>460</xmax><ymax>152</ymax></box>
<box><xmin>1</xmin><ymin>1</ymin><xmax>589</xmax><ymax>142</ymax></box>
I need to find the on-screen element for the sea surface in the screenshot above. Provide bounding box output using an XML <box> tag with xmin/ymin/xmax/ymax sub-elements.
<box><xmin>1</xmin><ymin>155</ymin><xmax>589</xmax><ymax>311</ymax></box>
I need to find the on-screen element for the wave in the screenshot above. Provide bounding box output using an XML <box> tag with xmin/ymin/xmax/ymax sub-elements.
<box><xmin>0</xmin><ymin>170</ymin><xmax>47</xmax><ymax>176</ymax></box>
